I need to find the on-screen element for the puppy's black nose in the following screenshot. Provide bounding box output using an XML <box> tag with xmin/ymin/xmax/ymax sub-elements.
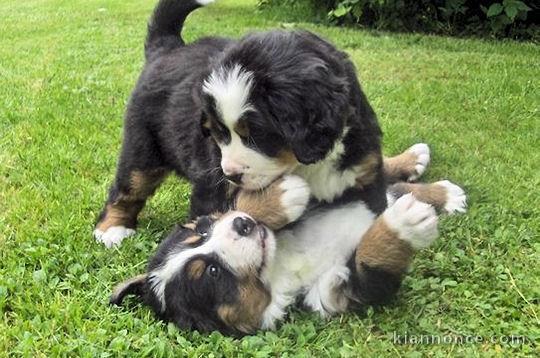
<box><xmin>225</xmin><ymin>174</ymin><xmax>243</xmax><ymax>185</ymax></box>
<box><xmin>233</xmin><ymin>216</ymin><xmax>256</xmax><ymax>236</ymax></box>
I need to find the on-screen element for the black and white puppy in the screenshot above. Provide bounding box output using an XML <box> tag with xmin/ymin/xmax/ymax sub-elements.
<box><xmin>111</xmin><ymin>175</ymin><xmax>466</xmax><ymax>335</ymax></box>
<box><xmin>94</xmin><ymin>0</ymin><xmax>404</xmax><ymax>248</ymax></box>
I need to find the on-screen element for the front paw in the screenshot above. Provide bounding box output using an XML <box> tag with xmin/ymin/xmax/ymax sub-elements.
<box><xmin>383</xmin><ymin>194</ymin><xmax>438</xmax><ymax>250</ymax></box>
<box><xmin>279</xmin><ymin>175</ymin><xmax>311</xmax><ymax>222</ymax></box>
<box><xmin>406</xmin><ymin>143</ymin><xmax>430</xmax><ymax>182</ymax></box>
<box><xmin>94</xmin><ymin>226</ymin><xmax>136</xmax><ymax>248</ymax></box>
<box><xmin>435</xmin><ymin>180</ymin><xmax>467</xmax><ymax>214</ymax></box>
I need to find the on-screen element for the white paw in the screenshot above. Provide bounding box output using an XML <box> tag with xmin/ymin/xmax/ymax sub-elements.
<box><xmin>279</xmin><ymin>175</ymin><xmax>311</xmax><ymax>222</ymax></box>
<box><xmin>196</xmin><ymin>0</ymin><xmax>215</xmax><ymax>5</ymax></box>
<box><xmin>94</xmin><ymin>226</ymin><xmax>136</xmax><ymax>248</ymax></box>
<box><xmin>436</xmin><ymin>180</ymin><xmax>467</xmax><ymax>214</ymax></box>
<box><xmin>407</xmin><ymin>143</ymin><xmax>430</xmax><ymax>181</ymax></box>
<box><xmin>304</xmin><ymin>265</ymin><xmax>350</xmax><ymax>317</ymax></box>
<box><xmin>384</xmin><ymin>194</ymin><xmax>438</xmax><ymax>250</ymax></box>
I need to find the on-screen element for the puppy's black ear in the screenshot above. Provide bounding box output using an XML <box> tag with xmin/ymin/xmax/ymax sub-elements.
<box><xmin>289</xmin><ymin>126</ymin><xmax>340</xmax><ymax>165</ymax></box>
<box><xmin>275</xmin><ymin>49</ymin><xmax>349</xmax><ymax>164</ymax></box>
<box><xmin>110</xmin><ymin>274</ymin><xmax>147</xmax><ymax>305</ymax></box>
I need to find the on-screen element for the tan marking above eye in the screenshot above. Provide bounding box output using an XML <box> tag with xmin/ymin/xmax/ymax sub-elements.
<box><xmin>202</xmin><ymin>117</ymin><xmax>211</xmax><ymax>130</ymax></box>
<box><xmin>234</xmin><ymin>119</ymin><xmax>249</xmax><ymax>138</ymax></box>
<box><xmin>209</xmin><ymin>212</ymin><xmax>223</xmax><ymax>220</ymax></box>
<box><xmin>183</xmin><ymin>235</ymin><xmax>203</xmax><ymax>245</ymax></box>
<box><xmin>187</xmin><ymin>259</ymin><xmax>207</xmax><ymax>280</ymax></box>
<box><xmin>182</xmin><ymin>222</ymin><xmax>197</xmax><ymax>230</ymax></box>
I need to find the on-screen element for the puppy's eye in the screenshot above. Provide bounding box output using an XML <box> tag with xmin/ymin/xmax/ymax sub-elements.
<box><xmin>206</xmin><ymin>264</ymin><xmax>220</xmax><ymax>278</ymax></box>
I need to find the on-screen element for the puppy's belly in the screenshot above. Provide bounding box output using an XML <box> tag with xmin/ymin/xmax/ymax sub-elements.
<box><xmin>268</xmin><ymin>201</ymin><xmax>377</xmax><ymax>300</ymax></box>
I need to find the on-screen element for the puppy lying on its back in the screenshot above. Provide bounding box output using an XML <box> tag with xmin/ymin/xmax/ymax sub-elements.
<box><xmin>111</xmin><ymin>173</ymin><xmax>466</xmax><ymax>335</ymax></box>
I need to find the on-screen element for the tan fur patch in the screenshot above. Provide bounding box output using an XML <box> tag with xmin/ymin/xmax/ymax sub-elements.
<box><xmin>217</xmin><ymin>276</ymin><xmax>271</xmax><ymax>334</ymax></box>
<box><xmin>182</xmin><ymin>222</ymin><xmax>197</xmax><ymax>230</ymax></box>
<box><xmin>187</xmin><ymin>259</ymin><xmax>206</xmax><ymax>280</ymax></box>
<box><xmin>96</xmin><ymin>168</ymin><xmax>167</xmax><ymax>231</ymax></box>
<box><xmin>129</xmin><ymin>169</ymin><xmax>168</xmax><ymax>198</ymax></box>
<box><xmin>183</xmin><ymin>235</ymin><xmax>203</xmax><ymax>245</ymax></box>
<box><xmin>202</xmin><ymin>118</ymin><xmax>211</xmax><ymax>132</ymax></box>
<box><xmin>234</xmin><ymin>119</ymin><xmax>249</xmax><ymax>138</ymax></box>
<box><xmin>390</xmin><ymin>183</ymin><xmax>447</xmax><ymax>211</ymax></box>
<box><xmin>96</xmin><ymin>202</ymin><xmax>141</xmax><ymax>231</ymax></box>
<box><xmin>356</xmin><ymin>217</ymin><xmax>414</xmax><ymax>276</ymax></box>
<box><xmin>355</xmin><ymin>152</ymin><xmax>382</xmax><ymax>188</ymax></box>
<box><xmin>209</xmin><ymin>212</ymin><xmax>223</xmax><ymax>221</ymax></box>
<box><xmin>235</xmin><ymin>178</ymin><xmax>289</xmax><ymax>230</ymax></box>
<box><xmin>276</xmin><ymin>150</ymin><xmax>298</xmax><ymax>167</ymax></box>
<box><xmin>383</xmin><ymin>151</ymin><xmax>417</xmax><ymax>182</ymax></box>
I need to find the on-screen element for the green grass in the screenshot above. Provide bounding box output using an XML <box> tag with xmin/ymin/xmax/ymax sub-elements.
<box><xmin>1</xmin><ymin>0</ymin><xmax>539</xmax><ymax>356</ymax></box>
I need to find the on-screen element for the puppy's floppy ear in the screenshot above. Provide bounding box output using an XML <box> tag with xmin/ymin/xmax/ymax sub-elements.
<box><xmin>289</xmin><ymin>125</ymin><xmax>341</xmax><ymax>165</ymax></box>
<box><xmin>109</xmin><ymin>274</ymin><xmax>147</xmax><ymax>305</ymax></box>
<box><xmin>276</xmin><ymin>59</ymin><xmax>349</xmax><ymax>165</ymax></box>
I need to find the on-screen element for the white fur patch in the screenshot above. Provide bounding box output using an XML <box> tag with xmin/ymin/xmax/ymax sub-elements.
<box><xmin>303</xmin><ymin>265</ymin><xmax>350</xmax><ymax>317</ymax></box>
<box><xmin>196</xmin><ymin>0</ymin><xmax>215</xmax><ymax>5</ymax></box>
<box><xmin>94</xmin><ymin>226</ymin><xmax>136</xmax><ymax>248</ymax></box>
<box><xmin>435</xmin><ymin>180</ymin><xmax>467</xmax><ymax>214</ymax></box>
<box><xmin>279</xmin><ymin>175</ymin><xmax>311</xmax><ymax>222</ymax></box>
<box><xmin>261</xmin><ymin>201</ymin><xmax>376</xmax><ymax>328</ymax></box>
<box><xmin>407</xmin><ymin>143</ymin><xmax>430</xmax><ymax>182</ymax></box>
<box><xmin>384</xmin><ymin>194</ymin><xmax>438</xmax><ymax>250</ymax></box>
<box><xmin>202</xmin><ymin>64</ymin><xmax>254</xmax><ymax>127</ymax></box>
<box><xmin>293</xmin><ymin>136</ymin><xmax>358</xmax><ymax>202</ymax></box>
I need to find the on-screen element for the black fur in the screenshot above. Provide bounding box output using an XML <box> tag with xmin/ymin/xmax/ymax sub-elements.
<box><xmin>345</xmin><ymin>255</ymin><xmax>402</xmax><ymax>307</ymax></box>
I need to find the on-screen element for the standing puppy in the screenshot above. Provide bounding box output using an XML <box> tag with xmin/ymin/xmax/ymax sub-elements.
<box><xmin>95</xmin><ymin>0</ymin><xmax>395</xmax><ymax>248</ymax></box>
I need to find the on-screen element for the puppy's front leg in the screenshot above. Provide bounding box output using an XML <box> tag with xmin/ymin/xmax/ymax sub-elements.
<box><xmin>349</xmin><ymin>194</ymin><xmax>439</xmax><ymax>305</ymax></box>
<box><xmin>235</xmin><ymin>175</ymin><xmax>310</xmax><ymax>230</ymax></box>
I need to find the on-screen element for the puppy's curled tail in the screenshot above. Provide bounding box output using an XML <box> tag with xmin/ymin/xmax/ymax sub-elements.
<box><xmin>145</xmin><ymin>0</ymin><xmax>215</xmax><ymax>60</ymax></box>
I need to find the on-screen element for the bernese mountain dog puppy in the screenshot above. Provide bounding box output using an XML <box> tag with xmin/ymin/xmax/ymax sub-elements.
<box><xmin>110</xmin><ymin>174</ymin><xmax>466</xmax><ymax>335</ymax></box>
<box><xmin>94</xmin><ymin>0</ymin><xmax>409</xmax><ymax>248</ymax></box>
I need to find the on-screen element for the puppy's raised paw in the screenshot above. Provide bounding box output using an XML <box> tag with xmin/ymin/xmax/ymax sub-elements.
<box><xmin>406</xmin><ymin>143</ymin><xmax>430</xmax><ymax>182</ymax></box>
<box><xmin>435</xmin><ymin>180</ymin><xmax>467</xmax><ymax>214</ymax></box>
<box><xmin>279</xmin><ymin>175</ymin><xmax>311</xmax><ymax>222</ymax></box>
<box><xmin>94</xmin><ymin>226</ymin><xmax>136</xmax><ymax>248</ymax></box>
<box><xmin>384</xmin><ymin>194</ymin><xmax>438</xmax><ymax>250</ymax></box>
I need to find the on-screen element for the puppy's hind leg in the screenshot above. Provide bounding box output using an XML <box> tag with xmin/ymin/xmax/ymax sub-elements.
<box><xmin>95</xmin><ymin>132</ymin><xmax>169</xmax><ymax>248</ymax></box>
<box><xmin>347</xmin><ymin>194</ymin><xmax>439</xmax><ymax>306</ymax></box>
<box><xmin>387</xmin><ymin>181</ymin><xmax>467</xmax><ymax>215</ymax></box>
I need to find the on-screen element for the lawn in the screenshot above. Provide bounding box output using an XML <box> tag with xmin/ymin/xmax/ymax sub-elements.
<box><xmin>1</xmin><ymin>0</ymin><xmax>539</xmax><ymax>356</ymax></box>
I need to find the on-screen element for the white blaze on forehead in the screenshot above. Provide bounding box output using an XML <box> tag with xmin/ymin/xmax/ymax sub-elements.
<box><xmin>202</xmin><ymin>64</ymin><xmax>254</xmax><ymax>127</ymax></box>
